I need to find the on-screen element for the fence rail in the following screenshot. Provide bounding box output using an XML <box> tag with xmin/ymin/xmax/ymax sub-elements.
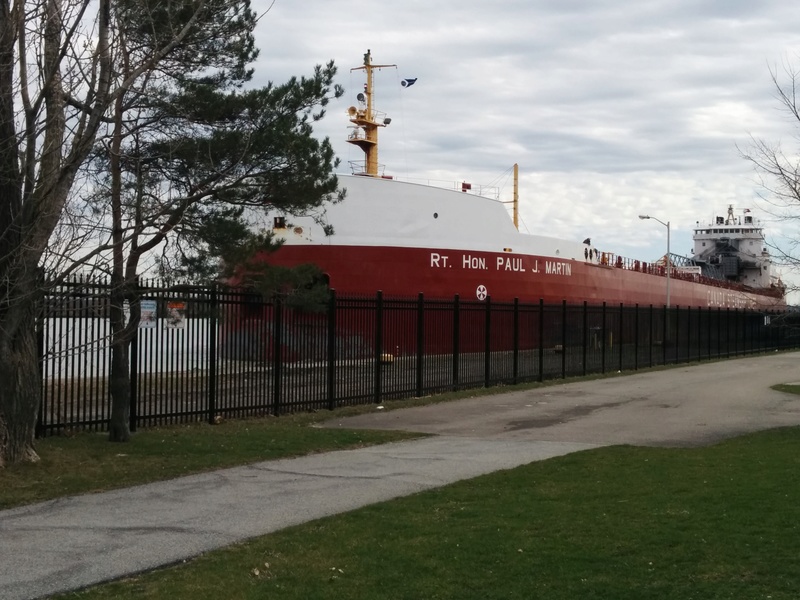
<box><xmin>36</xmin><ymin>278</ymin><xmax>799</xmax><ymax>436</ymax></box>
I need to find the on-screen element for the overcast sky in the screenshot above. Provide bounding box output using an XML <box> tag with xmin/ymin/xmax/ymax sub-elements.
<box><xmin>250</xmin><ymin>0</ymin><xmax>800</xmax><ymax>293</ymax></box>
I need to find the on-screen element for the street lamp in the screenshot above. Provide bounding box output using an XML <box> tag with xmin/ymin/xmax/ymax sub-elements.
<box><xmin>639</xmin><ymin>215</ymin><xmax>671</xmax><ymax>308</ymax></box>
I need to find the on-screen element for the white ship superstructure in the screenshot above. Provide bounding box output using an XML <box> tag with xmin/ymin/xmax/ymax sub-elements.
<box><xmin>692</xmin><ymin>205</ymin><xmax>777</xmax><ymax>289</ymax></box>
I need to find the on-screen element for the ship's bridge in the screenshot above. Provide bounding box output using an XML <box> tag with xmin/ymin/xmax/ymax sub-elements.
<box><xmin>691</xmin><ymin>205</ymin><xmax>772</xmax><ymax>288</ymax></box>
<box><xmin>692</xmin><ymin>207</ymin><xmax>766</xmax><ymax>256</ymax></box>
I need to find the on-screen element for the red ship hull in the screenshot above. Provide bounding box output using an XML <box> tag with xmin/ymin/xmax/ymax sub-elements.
<box><xmin>265</xmin><ymin>244</ymin><xmax>786</xmax><ymax>311</ymax></box>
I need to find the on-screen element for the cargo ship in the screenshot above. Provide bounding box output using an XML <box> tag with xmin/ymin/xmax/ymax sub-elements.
<box><xmin>265</xmin><ymin>51</ymin><xmax>786</xmax><ymax>311</ymax></box>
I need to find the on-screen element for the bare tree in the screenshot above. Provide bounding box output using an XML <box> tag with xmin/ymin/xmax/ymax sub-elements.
<box><xmin>0</xmin><ymin>0</ymin><xmax>234</xmax><ymax>466</ymax></box>
<box><xmin>741</xmin><ymin>62</ymin><xmax>800</xmax><ymax>297</ymax></box>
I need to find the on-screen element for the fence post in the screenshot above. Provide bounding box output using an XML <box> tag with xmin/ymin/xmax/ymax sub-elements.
<box><xmin>696</xmin><ymin>306</ymin><xmax>703</xmax><ymax>363</ymax></box>
<box><xmin>513</xmin><ymin>298</ymin><xmax>519</xmax><ymax>385</ymax></box>
<box><xmin>634</xmin><ymin>304</ymin><xmax>639</xmax><ymax>371</ymax></box>
<box><xmin>754</xmin><ymin>312</ymin><xmax>759</xmax><ymax>354</ymax></box>
<box><xmin>648</xmin><ymin>304</ymin><xmax>654</xmax><ymax>368</ymax></box>
<box><xmin>686</xmin><ymin>306</ymin><xmax>691</xmax><ymax>362</ymax></box>
<box><xmin>693</xmin><ymin>306</ymin><xmax>698</xmax><ymax>359</ymax></box>
<box><xmin>561</xmin><ymin>300</ymin><xmax>567</xmax><ymax>379</ymax></box>
<box><xmin>765</xmin><ymin>313</ymin><xmax>770</xmax><ymax>351</ymax></box>
<box><xmin>774</xmin><ymin>312</ymin><xmax>779</xmax><ymax>351</ymax></box>
<box><xmin>374</xmin><ymin>291</ymin><xmax>383</xmax><ymax>404</ymax></box>
<box><xmin>272</xmin><ymin>299</ymin><xmax>283</xmax><ymax>416</ymax></box>
<box><xmin>484</xmin><ymin>295</ymin><xmax>492</xmax><ymax>387</ymax></box>
<box><xmin>416</xmin><ymin>292</ymin><xmax>424</xmax><ymax>397</ymax></box>
<box><xmin>663</xmin><ymin>305</ymin><xmax>668</xmax><ymax>365</ymax></box>
<box><xmin>618</xmin><ymin>303</ymin><xmax>623</xmax><ymax>372</ymax></box>
<box><xmin>745</xmin><ymin>311</ymin><xmax>749</xmax><ymax>354</ymax></box>
<box><xmin>774</xmin><ymin>313</ymin><xmax>780</xmax><ymax>351</ymax></box>
<box><xmin>36</xmin><ymin>287</ymin><xmax>45</xmax><ymax>438</ymax></box>
<box><xmin>207</xmin><ymin>283</ymin><xmax>218</xmax><ymax>424</ymax></box>
<box><xmin>738</xmin><ymin>308</ymin><xmax>743</xmax><ymax>356</ymax></box>
<box><xmin>747</xmin><ymin>310</ymin><xmax>752</xmax><ymax>355</ymax></box>
<box><xmin>757</xmin><ymin>312</ymin><xmax>763</xmax><ymax>353</ymax></box>
<box><xmin>129</xmin><ymin>283</ymin><xmax>139</xmax><ymax>434</ymax></box>
<box><xmin>601</xmin><ymin>301</ymin><xmax>607</xmax><ymax>374</ymax></box>
<box><xmin>582</xmin><ymin>301</ymin><xmax>588</xmax><ymax>376</ymax></box>
<box><xmin>726</xmin><ymin>307</ymin><xmax>731</xmax><ymax>358</ymax></box>
<box><xmin>538</xmin><ymin>299</ymin><xmax>544</xmax><ymax>382</ymax></box>
<box><xmin>452</xmin><ymin>294</ymin><xmax>460</xmax><ymax>391</ymax></box>
<box><xmin>707</xmin><ymin>306</ymin><xmax>712</xmax><ymax>360</ymax></box>
<box><xmin>327</xmin><ymin>289</ymin><xmax>337</xmax><ymax>411</ymax></box>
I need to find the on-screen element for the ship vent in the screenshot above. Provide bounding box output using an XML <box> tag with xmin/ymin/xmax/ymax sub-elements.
<box><xmin>721</xmin><ymin>256</ymin><xmax>739</xmax><ymax>277</ymax></box>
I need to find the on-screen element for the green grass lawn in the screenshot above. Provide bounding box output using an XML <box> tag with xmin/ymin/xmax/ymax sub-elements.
<box><xmin>772</xmin><ymin>383</ymin><xmax>800</xmax><ymax>395</ymax></box>
<box><xmin>57</xmin><ymin>426</ymin><xmax>800</xmax><ymax>600</ymax></box>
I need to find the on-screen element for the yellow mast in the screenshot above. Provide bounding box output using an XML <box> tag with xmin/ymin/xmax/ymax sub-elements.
<box><xmin>347</xmin><ymin>50</ymin><xmax>396</xmax><ymax>176</ymax></box>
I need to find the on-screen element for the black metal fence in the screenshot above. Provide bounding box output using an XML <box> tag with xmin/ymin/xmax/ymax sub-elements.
<box><xmin>36</xmin><ymin>277</ymin><xmax>799</xmax><ymax>436</ymax></box>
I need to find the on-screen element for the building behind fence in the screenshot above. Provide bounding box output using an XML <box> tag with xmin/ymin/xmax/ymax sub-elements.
<box><xmin>37</xmin><ymin>276</ymin><xmax>800</xmax><ymax>437</ymax></box>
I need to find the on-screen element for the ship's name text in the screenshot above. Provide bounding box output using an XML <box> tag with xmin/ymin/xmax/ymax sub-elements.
<box><xmin>706</xmin><ymin>290</ymin><xmax>754</xmax><ymax>309</ymax></box>
<box><xmin>429</xmin><ymin>253</ymin><xmax>571</xmax><ymax>276</ymax></box>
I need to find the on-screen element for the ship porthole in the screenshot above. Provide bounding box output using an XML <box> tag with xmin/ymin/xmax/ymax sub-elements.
<box><xmin>433</xmin><ymin>212</ymin><xmax>438</xmax><ymax>219</ymax></box>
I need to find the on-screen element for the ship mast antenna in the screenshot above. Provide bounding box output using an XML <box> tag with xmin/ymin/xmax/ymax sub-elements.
<box><xmin>501</xmin><ymin>164</ymin><xmax>521</xmax><ymax>230</ymax></box>
<box><xmin>513</xmin><ymin>163</ymin><xmax>519</xmax><ymax>230</ymax></box>
<box><xmin>347</xmin><ymin>49</ymin><xmax>396</xmax><ymax>176</ymax></box>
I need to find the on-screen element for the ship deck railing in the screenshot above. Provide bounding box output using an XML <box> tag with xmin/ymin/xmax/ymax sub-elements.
<box><xmin>595</xmin><ymin>252</ymin><xmax>783</xmax><ymax>299</ymax></box>
<box><xmin>341</xmin><ymin>167</ymin><xmax>501</xmax><ymax>199</ymax></box>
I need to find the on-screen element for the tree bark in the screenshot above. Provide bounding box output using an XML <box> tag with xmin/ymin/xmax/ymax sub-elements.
<box><xmin>106</xmin><ymin>84</ymin><xmax>133</xmax><ymax>443</ymax></box>
<box><xmin>0</xmin><ymin>290</ymin><xmax>41</xmax><ymax>467</ymax></box>
<box><xmin>0</xmin><ymin>1</ymin><xmax>38</xmax><ymax>467</ymax></box>
<box><xmin>108</xmin><ymin>294</ymin><xmax>131</xmax><ymax>442</ymax></box>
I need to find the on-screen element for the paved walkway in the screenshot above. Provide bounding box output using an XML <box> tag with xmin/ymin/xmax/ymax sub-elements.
<box><xmin>2</xmin><ymin>352</ymin><xmax>800</xmax><ymax>599</ymax></box>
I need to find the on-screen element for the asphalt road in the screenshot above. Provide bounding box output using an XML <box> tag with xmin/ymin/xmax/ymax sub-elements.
<box><xmin>2</xmin><ymin>352</ymin><xmax>800</xmax><ymax>599</ymax></box>
<box><xmin>324</xmin><ymin>351</ymin><xmax>800</xmax><ymax>447</ymax></box>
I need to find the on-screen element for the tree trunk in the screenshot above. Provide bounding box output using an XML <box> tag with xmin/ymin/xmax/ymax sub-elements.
<box><xmin>0</xmin><ymin>304</ymin><xmax>40</xmax><ymax>467</ymax></box>
<box><xmin>1</xmin><ymin>0</ymin><xmax>115</xmax><ymax>460</ymax></box>
<box><xmin>108</xmin><ymin>344</ymin><xmax>131</xmax><ymax>442</ymax></box>
<box><xmin>107</xmin><ymin>289</ymin><xmax>132</xmax><ymax>442</ymax></box>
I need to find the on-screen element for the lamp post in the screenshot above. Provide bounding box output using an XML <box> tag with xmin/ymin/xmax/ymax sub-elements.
<box><xmin>639</xmin><ymin>215</ymin><xmax>670</xmax><ymax>309</ymax></box>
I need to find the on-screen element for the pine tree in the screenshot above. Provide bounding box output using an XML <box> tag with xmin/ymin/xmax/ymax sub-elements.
<box><xmin>80</xmin><ymin>0</ymin><xmax>344</xmax><ymax>441</ymax></box>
